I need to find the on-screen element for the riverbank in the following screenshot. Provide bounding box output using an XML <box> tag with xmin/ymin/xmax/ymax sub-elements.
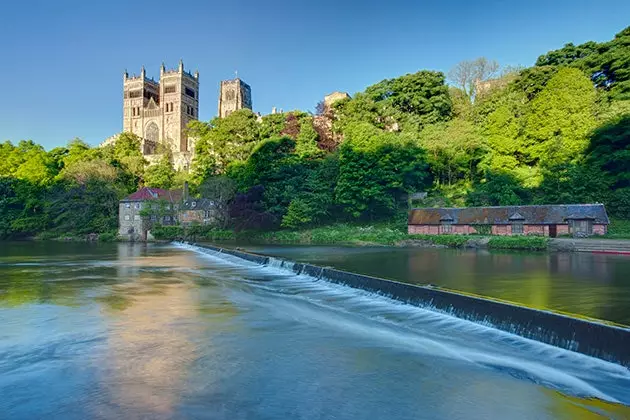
<box><xmin>151</xmin><ymin>223</ymin><xmax>550</xmax><ymax>251</ymax></box>
<box><xmin>24</xmin><ymin>219</ymin><xmax>630</xmax><ymax>253</ymax></box>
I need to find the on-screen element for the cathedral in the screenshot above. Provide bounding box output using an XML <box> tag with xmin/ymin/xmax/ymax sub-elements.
<box><xmin>112</xmin><ymin>61</ymin><xmax>253</xmax><ymax>171</ymax></box>
<box><xmin>121</xmin><ymin>60</ymin><xmax>199</xmax><ymax>170</ymax></box>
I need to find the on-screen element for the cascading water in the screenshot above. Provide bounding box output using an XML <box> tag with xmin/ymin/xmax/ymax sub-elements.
<box><xmin>172</xmin><ymin>242</ymin><xmax>630</xmax><ymax>406</ymax></box>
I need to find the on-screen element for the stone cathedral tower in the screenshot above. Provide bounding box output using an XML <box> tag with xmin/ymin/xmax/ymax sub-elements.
<box><xmin>122</xmin><ymin>60</ymin><xmax>199</xmax><ymax>169</ymax></box>
<box><xmin>218</xmin><ymin>78</ymin><xmax>252</xmax><ymax>118</ymax></box>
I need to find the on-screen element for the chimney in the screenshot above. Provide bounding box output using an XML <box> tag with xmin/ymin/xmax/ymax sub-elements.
<box><xmin>183</xmin><ymin>181</ymin><xmax>189</xmax><ymax>201</ymax></box>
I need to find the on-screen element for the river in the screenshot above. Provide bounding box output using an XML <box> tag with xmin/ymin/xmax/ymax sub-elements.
<box><xmin>240</xmin><ymin>244</ymin><xmax>630</xmax><ymax>325</ymax></box>
<box><xmin>1</xmin><ymin>241</ymin><xmax>629</xmax><ymax>419</ymax></box>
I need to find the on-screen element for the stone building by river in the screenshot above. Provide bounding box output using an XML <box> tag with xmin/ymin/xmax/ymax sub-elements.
<box><xmin>408</xmin><ymin>204</ymin><xmax>609</xmax><ymax>238</ymax></box>
<box><xmin>118</xmin><ymin>187</ymin><xmax>183</xmax><ymax>241</ymax></box>
<box><xmin>119</xmin><ymin>183</ymin><xmax>219</xmax><ymax>241</ymax></box>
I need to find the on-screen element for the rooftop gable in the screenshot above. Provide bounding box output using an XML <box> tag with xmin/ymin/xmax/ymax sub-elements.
<box><xmin>121</xmin><ymin>187</ymin><xmax>183</xmax><ymax>203</ymax></box>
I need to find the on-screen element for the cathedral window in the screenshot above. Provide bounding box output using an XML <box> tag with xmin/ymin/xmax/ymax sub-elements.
<box><xmin>129</xmin><ymin>90</ymin><xmax>142</xmax><ymax>98</ymax></box>
<box><xmin>185</xmin><ymin>87</ymin><xmax>195</xmax><ymax>98</ymax></box>
<box><xmin>164</xmin><ymin>85</ymin><xmax>176</xmax><ymax>94</ymax></box>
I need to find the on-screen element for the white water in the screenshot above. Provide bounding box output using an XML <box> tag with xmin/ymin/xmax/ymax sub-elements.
<box><xmin>173</xmin><ymin>242</ymin><xmax>630</xmax><ymax>405</ymax></box>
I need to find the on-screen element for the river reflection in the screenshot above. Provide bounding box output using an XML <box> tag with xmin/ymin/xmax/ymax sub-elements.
<box><xmin>240</xmin><ymin>245</ymin><xmax>630</xmax><ymax>325</ymax></box>
<box><xmin>1</xmin><ymin>241</ymin><xmax>629</xmax><ymax>419</ymax></box>
<box><xmin>98</xmin><ymin>246</ymin><xmax>199</xmax><ymax>417</ymax></box>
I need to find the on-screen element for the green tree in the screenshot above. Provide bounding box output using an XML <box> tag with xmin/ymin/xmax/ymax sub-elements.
<box><xmin>144</xmin><ymin>154</ymin><xmax>175</xmax><ymax>189</ymax></box>
<box><xmin>536</xmin><ymin>26</ymin><xmax>630</xmax><ymax>100</ymax></box>
<box><xmin>295</xmin><ymin>117</ymin><xmax>322</xmax><ymax>158</ymax></box>
<box><xmin>535</xmin><ymin>41</ymin><xmax>599</xmax><ymax>67</ymax></box>
<box><xmin>419</xmin><ymin>119</ymin><xmax>486</xmax><ymax>186</ymax></box>
<box><xmin>513</xmin><ymin>66</ymin><xmax>558</xmax><ymax>100</ymax></box>
<box><xmin>231</xmin><ymin>137</ymin><xmax>308</xmax><ymax>217</ymax></box>
<box><xmin>335</xmin><ymin>123</ymin><xmax>432</xmax><ymax>219</ymax></box>
<box><xmin>526</xmin><ymin>68</ymin><xmax>596</xmax><ymax>167</ymax></box>
<box><xmin>365</xmin><ymin>70</ymin><xmax>452</xmax><ymax>126</ymax></box>
<box><xmin>467</xmin><ymin>171</ymin><xmax>530</xmax><ymax>206</ymax></box>
<box><xmin>191</xmin><ymin>109</ymin><xmax>260</xmax><ymax>173</ymax></box>
<box><xmin>282</xmin><ymin>155</ymin><xmax>339</xmax><ymax>228</ymax></box>
<box><xmin>260</xmin><ymin>112</ymin><xmax>287</xmax><ymax>138</ymax></box>
<box><xmin>199</xmin><ymin>176</ymin><xmax>237</xmax><ymax>228</ymax></box>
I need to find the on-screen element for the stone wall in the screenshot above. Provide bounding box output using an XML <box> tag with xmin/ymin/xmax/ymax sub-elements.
<box><xmin>491</xmin><ymin>225</ymin><xmax>510</xmax><ymax>235</ymax></box>
<box><xmin>408</xmin><ymin>225</ymin><xmax>440</xmax><ymax>235</ymax></box>
<box><xmin>593</xmin><ymin>224</ymin><xmax>607</xmax><ymax>235</ymax></box>
<box><xmin>409</xmin><ymin>224</ymin><xmax>585</xmax><ymax>237</ymax></box>
<box><xmin>118</xmin><ymin>202</ymin><xmax>146</xmax><ymax>240</ymax></box>
<box><xmin>557</xmin><ymin>225</ymin><xmax>570</xmax><ymax>235</ymax></box>
<box><xmin>524</xmin><ymin>225</ymin><xmax>546</xmax><ymax>235</ymax></box>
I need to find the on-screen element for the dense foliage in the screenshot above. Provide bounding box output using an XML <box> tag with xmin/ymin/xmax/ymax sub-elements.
<box><xmin>1</xmin><ymin>26</ymin><xmax>629</xmax><ymax>239</ymax></box>
<box><xmin>0</xmin><ymin>134</ymin><xmax>182</xmax><ymax>238</ymax></box>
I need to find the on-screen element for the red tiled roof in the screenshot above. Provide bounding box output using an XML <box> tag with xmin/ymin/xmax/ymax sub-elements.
<box><xmin>121</xmin><ymin>187</ymin><xmax>183</xmax><ymax>203</ymax></box>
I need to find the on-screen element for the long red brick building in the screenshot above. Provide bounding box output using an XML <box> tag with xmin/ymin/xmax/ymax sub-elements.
<box><xmin>408</xmin><ymin>204</ymin><xmax>609</xmax><ymax>238</ymax></box>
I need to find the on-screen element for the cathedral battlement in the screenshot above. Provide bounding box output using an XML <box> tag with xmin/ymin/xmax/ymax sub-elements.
<box><xmin>117</xmin><ymin>62</ymin><xmax>252</xmax><ymax>171</ymax></box>
<box><xmin>122</xmin><ymin>60</ymin><xmax>199</xmax><ymax>170</ymax></box>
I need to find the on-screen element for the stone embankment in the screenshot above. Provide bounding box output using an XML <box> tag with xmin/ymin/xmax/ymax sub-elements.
<box><xmin>550</xmin><ymin>238</ymin><xmax>630</xmax><ymax>254</ymax></box>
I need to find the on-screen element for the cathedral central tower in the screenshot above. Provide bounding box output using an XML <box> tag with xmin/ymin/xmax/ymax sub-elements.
<box><xmin>218</xmin><ymin>78</ymin><xmax>252</xmax><ymax>118</ymax></box>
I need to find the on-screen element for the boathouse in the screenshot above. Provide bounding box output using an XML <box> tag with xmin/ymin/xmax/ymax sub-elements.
<box><xmin>408</xmin><ymin>204</ymin><xmax>609</xmax><ymax>237</ymax></box>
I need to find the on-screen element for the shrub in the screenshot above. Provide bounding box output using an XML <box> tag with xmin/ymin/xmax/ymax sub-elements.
<box><xmin>151</xmin><ymin>225</ymin><xmax>183</xmax><ymax>240</ymax></box>
<box><xmin>606</xmin><ymin>219</ymin><xmax>630</xmax><ymax>239</ymax></box>
<box><xmin>35</xmin><ymin>231</ymin><xmax>59</xmax><ymax>240</ymax></box>
<box><xmin>99</xmin><ymin>231</ymin><xmax>118</xmax><ymax>242</ymax></box>
<box><xmin>487</xmin><ymin>236</ymin><xmax>548</xmax><ymax>250</ymax></box>
<box><xmin>408</xmin><ymin>234</ymin><xmax>470</xmax><ymax>247</ymax></box>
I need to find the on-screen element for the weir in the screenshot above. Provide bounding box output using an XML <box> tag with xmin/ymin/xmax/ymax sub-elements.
<box><xmin>186</xmin><ymin>242</ymin><xmax>630</xmax><ymax>368</ymax></box>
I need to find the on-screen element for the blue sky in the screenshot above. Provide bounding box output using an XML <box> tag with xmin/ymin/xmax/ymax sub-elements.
<box><xmin>1</xmin><ymin>0</ymin><xmax>628</xmax><ymax>149</ymax></box>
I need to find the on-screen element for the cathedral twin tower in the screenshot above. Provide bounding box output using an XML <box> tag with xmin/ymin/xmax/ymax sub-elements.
<box><xmin>122</xmin><ymin>61</ymin><xmax>251</xmax><ymax>169</ymax></box>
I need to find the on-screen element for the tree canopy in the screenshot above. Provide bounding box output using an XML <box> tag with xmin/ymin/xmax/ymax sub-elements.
<box><xmin>1</xmin><ymin>25</ymin><xmax>629</xmax><ymax>238</ymax></box>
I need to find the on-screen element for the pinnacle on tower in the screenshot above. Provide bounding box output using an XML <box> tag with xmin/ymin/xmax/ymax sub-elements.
<box><xmin>178</xmin><ymin>59</ymin><xmax>184</xmax><ymax>72</ymax></box>
<box><xmin>160</xmin><ymin>62</ymin><xmax>165</xmax><ymax>74</ymax></box>
<box><xmin>194</xmin><ymin>70</ymin><xmax>199</xmax><ymax>79</ymax></box>
<box><xmin>140</xmin><ymin>65</ymin><xmax>146</xmax><ymax>78</ymax></box>
<box><xmin>123</xmin><ymin>69</ymin><xmax>128</xmax><ymax>80</ymax></box>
